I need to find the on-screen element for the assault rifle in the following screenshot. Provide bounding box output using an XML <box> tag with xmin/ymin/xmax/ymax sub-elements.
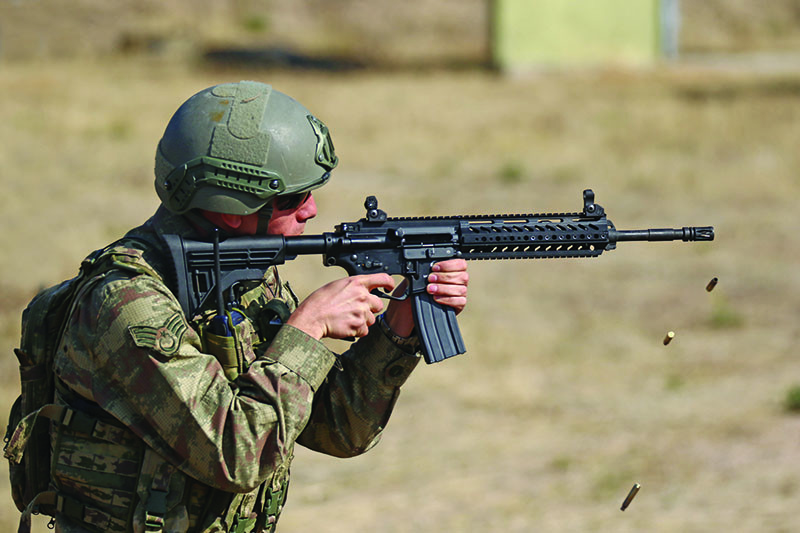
<box><xmin>162</xmin><ymin>189</ymin><xmax>714</xmax><ymax>364</ymax></box>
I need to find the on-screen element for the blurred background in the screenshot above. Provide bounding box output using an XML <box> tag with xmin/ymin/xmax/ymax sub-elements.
<box><xmin>1</xmin><ymin>1</ymin><xmax>799</xmax><ymax>531</ymax></box>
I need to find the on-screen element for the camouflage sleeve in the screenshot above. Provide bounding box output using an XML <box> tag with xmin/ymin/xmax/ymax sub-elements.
<box><xmin>296</xmin><ymin>317</ymin><xmax>421</xmax><ymax>457</ymax></box>
<box><xmin>63</xmin><ymin>272</ymin><xmax>335</xmax><ymax>493</ymax></box>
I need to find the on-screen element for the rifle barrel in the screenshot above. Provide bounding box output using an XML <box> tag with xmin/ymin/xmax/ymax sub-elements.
<box><xmin>612</xmin><ymin>226</ymin><xmax>714</xmax><ymax>242</ymax></box>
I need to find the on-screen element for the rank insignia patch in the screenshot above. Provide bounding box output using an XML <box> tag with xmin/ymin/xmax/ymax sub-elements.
<box><xmin>128</xmin><ymin>312</ymin><xmax>187</xmax><ymax>356</ymax></box>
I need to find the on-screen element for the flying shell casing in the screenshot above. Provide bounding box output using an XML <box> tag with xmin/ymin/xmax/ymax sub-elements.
<box><xmin>620</xmin><ymin>483</ymin><xmax>641</xmax><ymax>511</ymax></box>
<box><xmin>663</xmin><ymin>331</ymin><xmax>675</xmax><ymax>346</ymax></box>
<box><xmin>706</xmin><ymin>277</ymin><xmax>718</xmax><ymax>292</ymax></box>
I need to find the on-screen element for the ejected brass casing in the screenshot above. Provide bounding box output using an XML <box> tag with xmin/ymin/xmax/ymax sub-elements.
<box><xmin>620</xmin><ymin>483</ymin><xmax>641</xmax><ymax>511</ymax></box>
<box><xmin>706</xmin><ymin>277</ymin><xmax>718</xmax><ymax>292</ymax></box>
<box><xmin>663</xmin><ymin>331</ymin><xmax>675</xmax><ymax>345</ymax></box>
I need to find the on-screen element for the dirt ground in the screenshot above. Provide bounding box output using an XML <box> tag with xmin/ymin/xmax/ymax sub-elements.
<box><xmin>2</xmin><ymin>2</ymin><xmax>800</xmax><ymax>532</ymax></box>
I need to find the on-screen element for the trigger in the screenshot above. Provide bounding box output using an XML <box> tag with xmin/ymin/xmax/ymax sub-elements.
<box><xmin>370</xmin><ymin>287</ymin><xmax>408</xmax><ymax>301</ymax></box>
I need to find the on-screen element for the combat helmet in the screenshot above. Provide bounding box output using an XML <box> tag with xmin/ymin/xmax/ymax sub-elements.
<box><xmin>155</xmin><ymin>81</ymin><xmax>338</xmax><ymax>215</ymax></box>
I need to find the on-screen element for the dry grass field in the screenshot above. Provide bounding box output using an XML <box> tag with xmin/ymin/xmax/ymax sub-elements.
<box><xmin>2</xmin><ymin>2</ymin><xmax>800</xmax><ymax>532</ymax></box>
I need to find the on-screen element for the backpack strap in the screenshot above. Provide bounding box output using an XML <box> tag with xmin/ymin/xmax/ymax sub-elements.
<box><xmin>86</xmin><ymin>235</ymin><xmax>166</xmax><ymax>284</ymax></box>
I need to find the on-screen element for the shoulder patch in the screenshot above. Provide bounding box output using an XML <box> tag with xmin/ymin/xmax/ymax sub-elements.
<box><xmin>128</xmin><ymin>312</ymin><xmax>187</xmax><ymax>356</ymax></box>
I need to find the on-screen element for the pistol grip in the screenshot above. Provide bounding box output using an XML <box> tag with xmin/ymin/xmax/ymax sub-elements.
<box><xmin>412</xmin><ymin>291</ymin><xmax>466</xmax><ymax>364</ymax></box>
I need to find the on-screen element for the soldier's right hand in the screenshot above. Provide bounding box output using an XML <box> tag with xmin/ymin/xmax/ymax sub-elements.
<box><xmin>286</xmin><ymin>274</ymin><xmax>396</xmax><ymax>340</ymax></box>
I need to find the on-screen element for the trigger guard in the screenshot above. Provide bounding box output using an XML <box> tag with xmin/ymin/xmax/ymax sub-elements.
<box><xmin>370</xmin><ymin>286</ymin><xmax>410</xmax><ymax>302</ymax></box>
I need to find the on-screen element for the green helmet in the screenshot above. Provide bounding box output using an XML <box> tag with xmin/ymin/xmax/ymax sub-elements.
<box><xmin>155</xmin><ymin>81</ymin><xmax>338</xmax><ymax>215</ymax></box>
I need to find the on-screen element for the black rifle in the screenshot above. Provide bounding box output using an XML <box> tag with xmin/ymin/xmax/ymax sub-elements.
<box><xmin>162</xmin><ymin>189</ymin><xmax>714</xmax><ymax>364</ymax></box>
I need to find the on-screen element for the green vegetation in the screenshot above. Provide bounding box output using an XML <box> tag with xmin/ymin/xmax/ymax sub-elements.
<box><xmin>784</xmin><ymin>385</ymin><xmax>800</xmax><ymax>413</ymax></box>
<box><xmin>709</xmin><ymin>296</ymin><xmax>745</xmax><ymax>330</ymax></box>
<box><xmin>240</xmin><ymin>13</ymin><xmax>270</xmax><ymax>34</ymax></box>
<box><xmin>497</xmin><ymin>160</ymin><xmax>525</xmax><ymax>184</ymax></box>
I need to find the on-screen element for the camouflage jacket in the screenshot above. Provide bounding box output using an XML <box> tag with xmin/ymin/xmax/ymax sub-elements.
<box><xmin>50</xmin><ymin>207</ymin><xmax>421</xmax><ymax>532</ymax></box>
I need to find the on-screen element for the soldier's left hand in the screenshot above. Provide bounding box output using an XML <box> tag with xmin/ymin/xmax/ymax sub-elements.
<box><xmin>383</xmin><ymin>259</ymin><xmax>469</xmax><ymax>337</ymax></box>
<box><xmin>425</xmin><ymin>259</ymin><xmax>469</xmax><ymax>314</ymax></box>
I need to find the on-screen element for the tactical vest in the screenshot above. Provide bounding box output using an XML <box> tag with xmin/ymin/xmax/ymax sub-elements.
<box><xmin>5</xmin><ymin>239</ymin><xmax>295</xmax><ymax>533</ymax></box>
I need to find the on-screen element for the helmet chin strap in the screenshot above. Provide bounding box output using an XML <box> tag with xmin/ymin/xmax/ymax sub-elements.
<box><xmin>256</xmin><ymin>205</ymin><xmax>273</xmax><ymax>234</ymax></box>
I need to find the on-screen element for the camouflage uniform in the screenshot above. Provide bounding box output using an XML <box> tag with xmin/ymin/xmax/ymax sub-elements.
<box><xmin>49</xmin><ymin>206</ymin><xmax>421</xmax><ymax>532</ymax></box>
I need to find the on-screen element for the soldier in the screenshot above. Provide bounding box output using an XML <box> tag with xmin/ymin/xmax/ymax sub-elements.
<box><xmin>46</xmin><ymin>81</ymin><xmax>468</xmax><ymax>532</ymax></box>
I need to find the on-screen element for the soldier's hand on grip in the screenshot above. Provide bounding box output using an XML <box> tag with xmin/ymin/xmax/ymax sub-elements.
<box><xmin>287</xmin><ymin>274</ymin><xmax>395</xmax><ymax>340</ymax></box>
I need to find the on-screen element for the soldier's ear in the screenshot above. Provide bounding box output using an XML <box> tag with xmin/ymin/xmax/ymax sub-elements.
<box><xmin>220</xmin><ymin>213</ymin><xmax>244</xmax><ymax>229</ymax></box>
